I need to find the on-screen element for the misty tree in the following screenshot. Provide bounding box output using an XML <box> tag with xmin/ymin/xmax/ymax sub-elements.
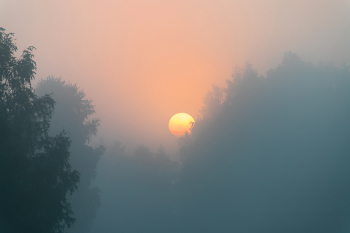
<box><xmin>91</xmin><ymin>142</ymin><xmax>180</xmax><ymax>233</ymax></box>
<box><xmin>36</xmin><ymin>77</ymin><xmax>104</xmax><ymax>233</ymax></box>
<box><xmin>178</xmin><ymin>53</ymin><xmax>350</xmax><ymax>233</ymax></box>
<box><xmin>0</xmin><ymin>28</ymin><xmax>79</xmax><ymax>233</ymax></box>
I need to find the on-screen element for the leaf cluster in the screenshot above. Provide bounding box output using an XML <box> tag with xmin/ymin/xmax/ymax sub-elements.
<box><xmin>0</xmin><ymin>28</ymin><xmax>79</xmax><ymax>233</ymax></box>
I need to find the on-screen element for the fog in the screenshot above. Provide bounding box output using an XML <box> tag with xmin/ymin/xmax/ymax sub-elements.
<box><xmin>1</xmin><ymin>0</ymin><xmax>350</xmax><ymax>153</ymax></box>
<box><xmin>1</xmin><ymin>0</ymin><xmax>350</xmax><ymax>232</ymax></box>
<box><xmin>176</xmin><ymin>54</ymin><xmax>350</xmax><ymax>232</ymax></box>
<box><xmin>85</xmin><ymin>53</ymin><xmax>350</xmax><ymax>233</ymax></box>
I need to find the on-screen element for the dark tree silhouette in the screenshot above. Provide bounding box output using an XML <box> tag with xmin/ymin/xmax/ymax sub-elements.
<box><xmin>0</xmin><ymin>28</ymin><xmax>79</xmax><ymax>233</ymax></box>
<box><xmin>178</xmin><ymin>53</ymin><xmax>350</xmax><ymax>233</ymax></box>
<box><xmin>36</xmin><ymin>77</ymin><xmax>104</xmax><ymax>233</ymax></box>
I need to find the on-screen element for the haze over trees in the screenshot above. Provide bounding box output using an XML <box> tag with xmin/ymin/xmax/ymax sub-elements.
<box><xmin>92</xmin><ymin>53</ymin><xmax>350</xmax><ymax>233</ymax></box>
<box><xmin>178</xmin><ymin>53</ymin><xmax>350</xmax><ymax>232</ymax></box>
<box><xmin>2</xmin><ymin>26</ymin><xmax>350</xmax><ymax>233</ymax></box>
<box><xmin>36</xmin><ymin>77</ymin><xmax>105</xmax><ymax>233</ymax></box>
<box><xmin>91</xmin><ymin>142</ymin><xmax>180</xmax><ymax>233</ymax></box>
<box><xmin>0</xmin><ymin>28</ymin><xmax>79</xmax><ymax>233</ymax></box>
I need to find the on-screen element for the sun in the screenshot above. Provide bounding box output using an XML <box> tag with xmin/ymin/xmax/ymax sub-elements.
<box><xmin>169</xmin><ymin>113</ymin><xmax>195</xmax><ymax>137</ymax></box>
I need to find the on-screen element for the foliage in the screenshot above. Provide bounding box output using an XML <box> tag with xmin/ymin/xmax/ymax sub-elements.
<box><xmin>0</xmin><ymin>28</ymin><xmax>79</xmax><ymax>233</ymax></box>
<box><xmin>36</xmin><ymin>77</ymin><xmax>104</xmax><ymax>233</ymax></box>
<box><xmin>179</xmin><ymin>52</ymin><xmax>350</xmax><ymax>232</ymax></box>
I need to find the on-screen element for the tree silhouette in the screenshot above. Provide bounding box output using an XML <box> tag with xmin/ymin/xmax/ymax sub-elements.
<box><xmin>179</xmin><ymin>53</ymin><xmax>350</xmax><ymax>233</ymax></box>
<box><xmin>36</xmin><ymin>77</ymin><xmax>104</xmax><ymax>233</ymax></box>
<box><xmin>0</xmin><ymin>28</ymin><xmax>79</xmax><ymax>233</ymax></box>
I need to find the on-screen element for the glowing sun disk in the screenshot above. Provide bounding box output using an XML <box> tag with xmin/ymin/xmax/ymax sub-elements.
<box><xmin>169</xmin><ymin>113</ymin><xmax>195</xmax><ymax>137</ymax></box>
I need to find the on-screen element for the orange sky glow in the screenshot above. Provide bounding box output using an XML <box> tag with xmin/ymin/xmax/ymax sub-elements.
<box><xmin>1</xmin><ymin>0</ymin><xmax>350</xmax><ymax>155</ymax></box>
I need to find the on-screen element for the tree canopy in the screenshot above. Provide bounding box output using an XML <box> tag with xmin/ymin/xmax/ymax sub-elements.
<box><xmin>36</xmin><ymin>77</ymin><xmax>104</xmax><ymax>233</ymax></box>
<box><xmin>0</xmin><ymin>28</ymin><xmax>79</xmax><ymax>233</ymax></box>
<box><xmin>178</xmin><ymin>53</ymin><xmax>350</xmax><ymax>233</ymax></box>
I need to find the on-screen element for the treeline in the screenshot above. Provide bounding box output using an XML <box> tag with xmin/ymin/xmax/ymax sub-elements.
<box><xmin>92</xmin><ymin>53</ymin><xmax>350</xmax><ymax>233</ymax></box>
<box><xmin>2</xmin><ymin>28</ymin><xmax>350</xmax><ymax>233</ymax></box>
<box><xmin>93</xmin><ymin>142</ymin><xmax>179</xmax><ymax>232</ymax></box>
<box><xmin>0</xmin><ymin>28</ymin><xmax>103</xmax><ymax>233</ymax></box>
<box><xmin>177</xmin><ymin>54</ymin><xmax>350</xmax><ymax>233</ymax></box>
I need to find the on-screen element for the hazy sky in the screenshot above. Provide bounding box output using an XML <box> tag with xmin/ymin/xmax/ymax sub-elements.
<box><xmin>1</xmin><ymin>0</ymin><xmax>350</xmax><ymax>154</ymax></box>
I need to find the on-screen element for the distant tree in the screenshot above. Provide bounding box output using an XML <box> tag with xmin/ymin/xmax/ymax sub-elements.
<box><xmin>91</xmin><ymin>142</ymin><xmax>180</xmax><ymax>233</ymax></box>
<box><xmin>0</xmin><ymin>28</ymin><xmax>79</xmax><ymax>233</ymax></box>
<box><xmin>179</xmin><ymin>53</ymin><xmax>350</xmax><ymax>233</ymax></box>
<box><xmin>36</xmin><ymin>77</ymin><xmax>104</xmax><ymax>233</ymax></box>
